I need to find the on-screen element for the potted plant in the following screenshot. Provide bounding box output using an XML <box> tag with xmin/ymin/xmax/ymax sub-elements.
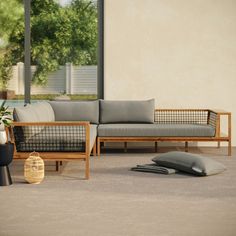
<box><xmin>0</xmin><ymin>100</ymin><xmax>12</xmax><ymax>143</ymax></box>
<box><xmin>0</xmin><ymin>100</ymin><xmax>14</xmax><ymax>186</ymax></box>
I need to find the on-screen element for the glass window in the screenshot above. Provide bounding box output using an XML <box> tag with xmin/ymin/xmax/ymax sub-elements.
<box><xmin>30</xmin><ymin>0</ymin><xmax>99</xmax><ymax>102</ymax></box>
<box><xmin>0</xmin><ymin>0</ymin><xmax>103</xmax><ymax>107</ymax></box>
<box><xmin>0</xmin><ymin>0</ymin><xmax>24</xmax><ymax>107</ymax></box>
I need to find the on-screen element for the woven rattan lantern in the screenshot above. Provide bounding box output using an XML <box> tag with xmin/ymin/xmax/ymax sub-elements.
<box><xmin>24</xmin><ymin>152</ymin><xmax>44</xmax><ymax>184</ymax></box>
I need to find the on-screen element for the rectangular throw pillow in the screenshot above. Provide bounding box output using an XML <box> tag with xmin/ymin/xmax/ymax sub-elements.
<box><xmin>152</xmin><ymin>151</ymin><xmax>226</xmax><ymax>176</ymax></box>
<box><xmin>49</xmin><ymin>100</ymin><xmax>99</xmax><ymax>124</ymax></box>
<box><xmin>99</xmin><ymin>99</ymin><xmax>155</xmax><ymax>124</ymax></box>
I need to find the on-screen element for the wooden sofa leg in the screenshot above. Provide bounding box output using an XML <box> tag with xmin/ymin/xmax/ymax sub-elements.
<box><xmin>217</xmin><ymin>141</ymin><xmax>221</xmax><ymax>148</ymax></box>
<box><xmin>97</xmin><ymin>138</ymin><xmax>101</xmax><ymax>157</ymax></box>
<box><xmin>124</xmin><ymin>142</ymin><xmax>128</xmax><ymax>153</ymax></box>
<box><xmin>228</xmin><ymin>140</ymin><xmax>232</xmax><ymax>157</ymax></box>
<box><xmin>185</xmin><ymin>142</ymin><xmax>188</xmax><ymax>152</ymax></box>
<box><xmin>85</xmin><ymin>157</ymin><xmax>90</xmax><ymax>179</ymax></box>
<box><xmin>155</xmin><ymin>142</ymin><xmax>158</xmax><ymax>152</ymax></box>
<box><xmin>56</xmin><ymin>161</ymin><xmax>60</xmax><ymax>171</ymax></box>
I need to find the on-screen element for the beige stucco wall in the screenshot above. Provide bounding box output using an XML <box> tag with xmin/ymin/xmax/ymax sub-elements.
<box><xmin>104</xmin><ymin>0</ymin><xmax>236</xmax><ymax>146</ymax></box>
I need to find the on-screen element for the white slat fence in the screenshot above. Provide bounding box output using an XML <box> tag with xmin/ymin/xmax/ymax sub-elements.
<box><xmin>8</xmin><ymin>62</ymin><xmax>97</xmax><ymax>95</ymax></box>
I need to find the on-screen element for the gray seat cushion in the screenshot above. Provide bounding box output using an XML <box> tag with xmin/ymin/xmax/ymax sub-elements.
<box><xmin>49</xmin><ymin>100</ymin><xmax>99</xmax><ymax>124</ymax></box>
<box><xmin>152</xmin><ymin>151</ymin><xmax>226</xmax><ymax>176</ymax></box>
<box><xmin>99</xmin><ymin>99</ymin><xmax>155</xmax><ymax>124</ymax></box>
<box><xmin>98</xmin><ymin>124</ymin><xmax>216</xmax><ymax>137</ymax></box>
<box><xmin>16</xmin><ymin>125</ymin><xmax>97</xmax><ymax>153</ymax></box>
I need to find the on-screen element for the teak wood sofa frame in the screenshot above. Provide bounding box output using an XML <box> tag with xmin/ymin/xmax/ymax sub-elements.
<box><xmin>97</xmin><ymin>109</ymin><xmax>232</xmax><ymax>156</ymax></box>
<box><xmin>7</xmin><ymin>121</ymin><xmax>96</xmax><ymax>179</ymax></box>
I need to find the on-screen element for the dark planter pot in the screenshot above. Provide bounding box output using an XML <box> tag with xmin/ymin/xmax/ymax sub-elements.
<box><xmin>0</xmin><ymin>90</ymin><xmax>16</xmax><ymax>99</ymax></box>
<box><xmin>0</xmin><ymin>142</ymin><xmax>14</xmax><ymax>186</ymax></box>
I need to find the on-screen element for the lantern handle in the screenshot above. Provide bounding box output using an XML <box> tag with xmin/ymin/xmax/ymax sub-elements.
<box><xmin>29</xmin><ymin>151</ymin><xmax>40</xmax><ymax>157</ymax></box>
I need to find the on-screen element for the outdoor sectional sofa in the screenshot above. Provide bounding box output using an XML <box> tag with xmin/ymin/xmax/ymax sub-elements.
<box><xmin>8</xmin><ymin>99</ymin><xmax>231</xmax><ymax>179</ymax></box>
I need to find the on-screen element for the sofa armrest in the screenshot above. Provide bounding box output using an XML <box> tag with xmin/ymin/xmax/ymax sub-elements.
<box><xmin>208</xmin><ymin>110</ymin><xmax>231</xmax><ymax>139</ymax></box>
<box><xmin>208</xmin><ymin>109</ymin><xmax>231</xmax><ymax>115</ymax></box>
<box><xmin>7</xmin><ymin>121</ymin><xmax>90</xmax><ymax>155</ymax></box>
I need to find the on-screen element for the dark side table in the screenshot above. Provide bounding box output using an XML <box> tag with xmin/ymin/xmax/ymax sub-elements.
<box><xmin>0</xmin><ymin>142</ymin><xmax>14</xmax><ymax>186</ymax></box>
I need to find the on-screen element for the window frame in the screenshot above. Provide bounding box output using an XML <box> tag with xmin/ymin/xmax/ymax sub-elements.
<box><xmin>24</xmin><ymin>0</ymin><xmax>104</xmax><ymax>104</ymax></box>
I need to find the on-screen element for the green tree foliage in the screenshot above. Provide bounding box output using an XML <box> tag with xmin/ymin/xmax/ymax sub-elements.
<box><xmin>0</xmin><ymin>51</ymin><xmax>13</xmax><ymax>89</ymax></box>
<box><xmin>0</xmin><ymin>0</ymin><xmax>23</xmax><ymax>89</ymax></box>
<box><xmin>5</xmin><ymin>0</ymin><xmax>98</xmax><ymax>86</ymax></box>
<box><xmin>0</xmin><ymin>0</ymin><xmax>23</xmax><ymax>47</ymax></box>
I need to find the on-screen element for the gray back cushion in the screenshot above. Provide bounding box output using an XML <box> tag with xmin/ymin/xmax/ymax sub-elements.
<box><xmin>152</xmin><ymin>151</ymin><xmax>226</xmax><ymax>176</ymax></box>
<box><xmin>49</xmin><ymin>100</ymin><xmax>99</xmax><ymax>124</ymax></box>
<box><xmin>14</xmin><ymin>102</ymin><xmax>55</xmax><ymax>122</ymax></box>
<box><xmin>14</xmin><ymin>102</ymin><xmax>55</xmax><ymax>139</ymax></box>
<box><xmin>99</xmin><ymin>99</ymin><xmax>155</xmax><ymax>124</ymax></box>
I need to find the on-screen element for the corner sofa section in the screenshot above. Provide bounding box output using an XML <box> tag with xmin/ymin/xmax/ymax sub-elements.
<box><xmin>10</xmin><ymin>101</ymin><xmax>99</xmax><ymax>179</ymax></box>
<box><xmin>97</xmin><ymin>100</ymin><xmax>231</xmax><ymax>156</ymax></box>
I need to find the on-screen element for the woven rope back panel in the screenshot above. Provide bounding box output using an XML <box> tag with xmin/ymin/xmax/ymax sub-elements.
<box><xmin>154</xmin><ymin>110</ymin><xmax>213</xmax><ymax>125</ymax></box>
<box><xmin>14</xmin><ymin>125</ymin><xmax>86</xmax><ymax>152</ymax></box>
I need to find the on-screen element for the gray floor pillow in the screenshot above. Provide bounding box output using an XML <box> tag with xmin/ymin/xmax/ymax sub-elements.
<box><xmin>152</xmin><ymin>151</ymin><xmax>226</xmax><ymax>176</ymax></box>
